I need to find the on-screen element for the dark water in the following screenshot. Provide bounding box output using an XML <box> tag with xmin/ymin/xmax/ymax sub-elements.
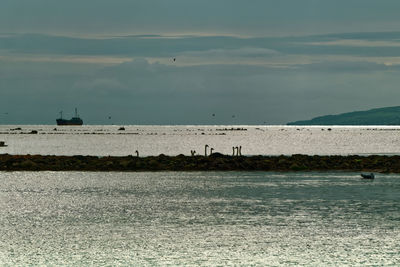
<box><xmin>1</xmin><ymin>171</ymin><xmax>399</xmax><ymax>265</ymax></box>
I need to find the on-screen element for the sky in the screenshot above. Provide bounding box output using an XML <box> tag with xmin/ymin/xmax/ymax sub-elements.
<box><xmin>2</xmin><ymin>0</ymin><xmax>400</xmax><ymax>124</ymax></box>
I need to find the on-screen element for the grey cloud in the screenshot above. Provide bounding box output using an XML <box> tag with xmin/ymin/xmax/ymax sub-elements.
<box><xmin>4</xmin><ymin>33</ymin><xmax>400</xmax><ymax>61</ymax></box>
<box><xmin>72</xmin><ymin>78</ymin><xmax>130</xmax><ymax>98</ymax></box>
<box><xmin>4</xmin><ymin>30</ymin><xmax>400</xmax><ymax>124</ymax></box>
<box><xmin>181</xmin><ymin>47</ymin><xmax>279</xmax><ymax>57</ymax></box>
<box><xmin>3</xmin><ymin>57</ymin><xmax>399</xmax><ymax>125</ymax></box>
<box><xmin>0</xmin><ymin>34</ymin><xmax>252</xmax><ymax>57</ymax></box>
<box><xmin>295</xmin><ymin>61</ymin><xmax>400</xmax><ymax>73</ymax></box>
<box><xmin>4</xmin><ymin>1</ymin><xmax>400</xmax><ymax>125</ymax></box>
<box><xmin>3</xmin><ymin>0</ymin><xmax>400</xmax><ymax>36</ymax></box>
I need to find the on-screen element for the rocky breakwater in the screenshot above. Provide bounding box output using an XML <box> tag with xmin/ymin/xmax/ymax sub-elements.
<box><xmin>1</xmin><ymin>153</ymin><xmax>400</xmax><ymax>172</ymax></box>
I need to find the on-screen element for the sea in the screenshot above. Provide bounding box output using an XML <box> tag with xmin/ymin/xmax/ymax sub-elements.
<box><xmin>1</xmin><ymin>125</ymin><xmax>400</xmax><ymax>266</ymax></box>
<box><xmin>1</xmin><ymin>125</ymin><xmax>400</xmax><ymax>156</ymax></box>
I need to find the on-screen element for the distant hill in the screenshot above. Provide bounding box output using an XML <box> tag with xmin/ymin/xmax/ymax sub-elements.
<box><xmin>287</xmin><ymin>106</ymin><xmax>400</xmax><ymax>125</ymax></box>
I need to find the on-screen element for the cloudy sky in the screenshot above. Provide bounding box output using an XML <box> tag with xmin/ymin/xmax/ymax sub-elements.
<box><xmin>2</xmin><ymin>0</ymin><xmax>400</xmax><ymax>124</ymax></box>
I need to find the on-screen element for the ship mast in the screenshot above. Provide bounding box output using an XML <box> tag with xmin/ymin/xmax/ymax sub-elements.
<box><xmin>59</xmin><ymin>111</ymin><xmax>63</xmax><ymax>119</ymax></box>
<box><xmin>75</xmin><ymin>108</ymin><xmax>78</xmax><ymax>118</ymax></box>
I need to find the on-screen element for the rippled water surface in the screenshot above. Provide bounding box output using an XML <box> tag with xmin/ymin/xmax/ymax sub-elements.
<box><xmin>1</xmin><ymin>171</ymin><xmax>399</xmax><ymax>266</ymax></box>
<box><xmin>2</xmin><ymin>125</ymin><xmax>400</xmax><ymax>156</ymax></box>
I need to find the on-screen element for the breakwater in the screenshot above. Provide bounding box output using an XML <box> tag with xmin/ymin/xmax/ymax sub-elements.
<box><xmin>0</xmin><ymin>153</ymin><xmax>399</xmax><ymax>172</ymax></box>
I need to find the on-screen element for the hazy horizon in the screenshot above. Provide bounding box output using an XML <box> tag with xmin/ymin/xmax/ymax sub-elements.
<box><xmin>2</xmin><ymin>1</ymin><xmax>400</xmax><ymax>124</ymax></box>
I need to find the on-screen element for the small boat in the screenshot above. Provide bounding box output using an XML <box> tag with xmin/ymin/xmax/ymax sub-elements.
<box><xmin>56</xmin><ymin>108</ymin><xmax>83</xmax><ymax>126</ymax></box>
<box><xmin>361</xmin><ymin>173</ymin><xmax>375</xmax><ymax>179</ymax></box>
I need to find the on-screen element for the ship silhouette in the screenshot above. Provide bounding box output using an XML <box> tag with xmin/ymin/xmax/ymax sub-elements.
<box><xmin>56</xmin><ymin>108</ymin><xmax>83</xmax><ymax>126</ymax></box>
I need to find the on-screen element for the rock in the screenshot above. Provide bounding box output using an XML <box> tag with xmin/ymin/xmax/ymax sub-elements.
<box><xmin>0</xmin><ymin>154</ymin><xmax>397</xmax><ymax>172</ymax></box>
<box><xmin>209</xmin><ymin>152</ymin><xmax>225</xmax><ymax>158</ymax></box>
<box><xmin>290</xmin><ymin>163</ymin><xmax>306</xmax><ymax>171</ymax></box>
<box><xmin>20</xmin><ymin>160</ymin><xmax>37</xmax><ymax>169</ymax></box>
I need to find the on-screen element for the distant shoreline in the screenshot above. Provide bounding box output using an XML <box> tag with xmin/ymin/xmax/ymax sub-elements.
<box><xmin>0</xmin><ymin>154</ymin><xmax>398</xmax><ymax>173</ymax></box>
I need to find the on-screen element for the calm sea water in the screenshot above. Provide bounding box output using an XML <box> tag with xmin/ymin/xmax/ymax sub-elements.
<box><xmin>1</xmin><ymin>171</ymin><xmax>399</xmax><ymax>266</ymax></box>
<box><xmin>1</xmin><ymin>126</ymin><xmax>400</xmax><ymax>265</ymax></box>
<box><xmin>1</xmin><ymin>125</ymin><xmax>400</xmax><ymax>156</ymax></box>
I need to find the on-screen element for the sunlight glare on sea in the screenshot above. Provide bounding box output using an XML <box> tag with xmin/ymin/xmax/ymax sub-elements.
<box><xmin>1</xmin><ymin>171</ymin><xmax>399</xmax><ymax>265</ymax></box>
<box><xmin>1</xmin><ymin>125</ymin><xmax>400</xmax><ymax>156</ymax></box>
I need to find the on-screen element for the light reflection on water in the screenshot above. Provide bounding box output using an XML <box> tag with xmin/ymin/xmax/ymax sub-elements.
<box><xmin>0</xmin><ymin>171</ymin><xmax>399</xmax><ymax>266</ymax></box>
<box><xmin>2</xmin><ymin>125</ymin><xmax>400</xmax><ymax>156</ymax></box>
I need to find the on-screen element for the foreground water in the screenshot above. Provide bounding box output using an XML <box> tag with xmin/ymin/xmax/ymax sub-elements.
<box><xmin>1</xmin><ymin>171</ymin><xmax>399</xmax><ymax>266</ymax></box>
<box><xmin>2</xmin><ymin>125</ymin><xmax>400</xmax><ymax>156</ymax></box>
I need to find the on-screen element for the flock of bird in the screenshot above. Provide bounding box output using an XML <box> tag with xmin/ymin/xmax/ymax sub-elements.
<box><xmin>193</xmin><ymin>144</ymin><xmax>242</xmax><ymax>157</ymax></box>
<box><xmin>135</xmin><ymin>145</ymin><xmax>242</xmax><ymax>158</ymax></box>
